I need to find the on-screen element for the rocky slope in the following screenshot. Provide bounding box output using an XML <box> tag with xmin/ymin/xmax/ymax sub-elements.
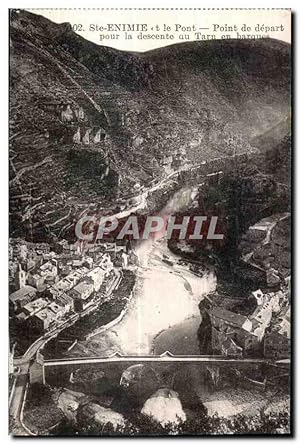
<box><xmin>236</xmin><ymin>212</ymin><xmax>290</xmax><ymax>288</ymax></box>
<box><xmin>10</xmin><ymin>10</ymin><xmax>291</xmax><ymax>240</ymax></box>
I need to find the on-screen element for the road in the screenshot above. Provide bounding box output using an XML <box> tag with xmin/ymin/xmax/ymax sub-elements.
<box><xmin>14</xmin><ymin>269</ymin><xmax>122</xmax><ymax>367</ymax></box>
<box><xmin>10</xmin><ymin>268</ymin><xmax>123</xmax><ymax>433</ymax></box>
<box><xmin>9</xmin><ymin>363</ymin><xmax>30</xmax><ymax>435</ymax></box>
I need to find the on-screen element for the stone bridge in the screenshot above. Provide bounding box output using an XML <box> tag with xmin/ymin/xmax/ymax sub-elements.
<box><xmin>32</xmin><ymin>351</ymin><xmax>289</xmax><ymax>385</ymax></box>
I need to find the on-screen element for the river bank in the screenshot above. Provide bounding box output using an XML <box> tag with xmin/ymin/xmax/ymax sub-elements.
<box><xmin>63</xmin><ymin>239</ymin><xmax>216</xmax><ymax>358</ymax></box>
<box><xmin>42</xmin><ymin>270</ymin><xmax>136</xmax><ymax>359</ymax></box>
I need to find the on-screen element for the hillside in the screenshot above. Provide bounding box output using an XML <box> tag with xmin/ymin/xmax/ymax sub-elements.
<box><xmin>9</xmin><ymin>10</ymin><xmax>291</xmax><ymax>240</ymax></box>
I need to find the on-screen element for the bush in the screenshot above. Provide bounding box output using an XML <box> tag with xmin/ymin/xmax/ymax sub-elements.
<box><xmin>51</xmin><ymin>408</ymin><xmax>290</xmax><ymax>436</ymax></box>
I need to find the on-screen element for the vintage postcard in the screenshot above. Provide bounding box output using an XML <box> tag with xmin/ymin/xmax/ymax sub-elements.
<box><xmin>9</xmin><ymin>8</ymin><xmax>291</xmax><ymax>436</ymax></box>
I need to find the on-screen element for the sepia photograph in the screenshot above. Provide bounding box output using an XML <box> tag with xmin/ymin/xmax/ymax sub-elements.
<box><xmin>8</xmin><ymin>7</ymin><xmax>291</xmax><ymax>436</ymax></box>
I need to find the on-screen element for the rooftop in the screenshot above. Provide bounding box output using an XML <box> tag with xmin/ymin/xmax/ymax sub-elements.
<box><xmin>57</xmin><ymin>292</ymin><xmax>74</xmax><ymax>305</ymax></box>
<box><xmin>23</xmin><ymin>297</ymin><xmax>48</xmax><ymax>312</ymax></box>
<box><xmin>49</xmin><ymin>302</ymin><xmax>63</xmax><ymax>313</ymax></box>
<box><xmin>10</xmin><ymin>285</ymin><xmax>36</xmax><ymax>303</ymax></box>
<box><xmin>209</xmin><ymin>307</ymin><xmax>248</xmax><ymax>327</ymax></box>
<box><xmin>73</xmin><ymin>280</ymin><xmax>93</xmax><ymax>294</ymax></box>
<box><xmin>34</xmin><ymin>307</ymin><xmax>57</xmax><ymax>322</ymax></box>
<box><xmin>87</xmin><ymin>266</ymin><xmax>105</xmax><ymax>279</ymax></box>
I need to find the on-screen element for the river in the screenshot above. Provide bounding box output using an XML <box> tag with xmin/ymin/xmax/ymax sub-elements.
<box><xmin>97</xmin><ymin>239</ymin><xmax>216</xmax><ymax>355</ymax></box>
<box><xmin>68</xmin><ymin>185</ymin><xmax>217</xmax><ymax>357</ymax></box>
<box><xmin>48</xmin><ymin>185</ymin><xmax>288</xmax><ymax>421</ymax></box>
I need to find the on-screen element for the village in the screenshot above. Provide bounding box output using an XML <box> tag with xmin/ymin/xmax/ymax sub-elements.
<box><xmin>200</xmin><ymin>278</ymin><xmax>291</xmax><ymax>363</ymax></box>
<box><xmin>9</xmin><ymin>238</ymin><xmax>138</xmax><ymax>354</ymax></box>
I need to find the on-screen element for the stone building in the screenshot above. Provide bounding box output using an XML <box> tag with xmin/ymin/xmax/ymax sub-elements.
<box><xmin>61</xmin><ymin>104</ymin><xmax>74</xmax><ymax>122</ymax></box>
<box><xmin>209</xmin><ymin>307</ymin><xmax>261</xmax><ymax>357</ymax></box>
<box><xmin>264</xmin><ymin>329</ymin><xmax>290</xmax><ymax>360</ymax></box>
<box><xmin>15</xmin><ymin>264</ymin><xmax>27</xmax><ymax>290</ymax></box>
<box><xmin>10</xmin><ymin>285</ymin><xmax>37</xmax><ymax>311</ymax></box>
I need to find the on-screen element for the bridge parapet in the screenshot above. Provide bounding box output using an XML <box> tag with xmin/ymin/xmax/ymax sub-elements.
<box><xmin>42</xmin><ymin>352</ymin><xmax>289</xmax><ymax>367</ymax></box>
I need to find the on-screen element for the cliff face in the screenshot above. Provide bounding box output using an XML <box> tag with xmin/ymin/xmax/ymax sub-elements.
<box><xmin>10</xmin><ymin>10</ymin><xmax>291</xmax><ymax>240</ymax></box>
